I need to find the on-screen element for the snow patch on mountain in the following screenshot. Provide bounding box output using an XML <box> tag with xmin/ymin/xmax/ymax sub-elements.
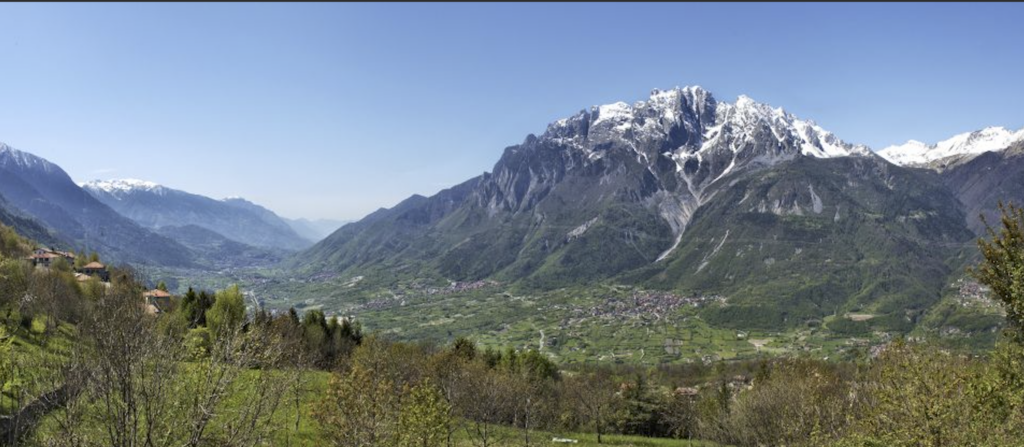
<box><xmin>545</xmin><ymin>86</ymin><xmax>870</xmax><ymax>183</ymax></box>
<box><xmin>0</xmin><ymin>142</ymin><xmax>63</xmax><ymax>174</ymax></box>
<box><xmin>82</xmin><ymin>179</ymin><xmax>165</xmax><ymax>198</ymax></box>
<box><xmin>878</xmin><ymin>126</ymin><xmax>1024</xmax><ymax>167</ymax></box>
<box><xmin>703</xmin><ymin>94</ymin><xmax>871</xmax><ymax>161</ymax></box>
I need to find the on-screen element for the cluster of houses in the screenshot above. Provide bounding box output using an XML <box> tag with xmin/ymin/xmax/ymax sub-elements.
<box><xmin>26</xmin><ymin>247</ymin><xmax>171</xmax><ymax>314</ymax></box>
<box><xmin>27</xmin><ymin>248</ymin><xmax>110</xmax><ymax>282</ymax></box>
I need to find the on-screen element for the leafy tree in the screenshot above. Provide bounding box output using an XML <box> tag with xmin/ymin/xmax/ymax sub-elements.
<box><xmin>49</xmin><ymin>255</ymin><xmax>71</xmax><ymax>273</ymax></box>
<box><xmin>518</xmin><ymin>349</ymin><xmax>558</xmax><ymax>382</ymax></box>
<box><xmin>0</xmin><ymin>325</ymin><xmax>12</xmax><ymax>392</ymax></box>
<box><xmin>847</xmin><ymin>340</ymin><xmax>992</xmax><ymax>446</ymax></box>
<box><xmin>694</xmin><ymin>381</ymin><xmax>733</xmax><ymax>442</ymax></box>
<box><xmin>302</xmin><ymin>309</ymin><xmax>328</xmax><ymax>365</ymax></box>
<box><xmin>497</xmin><ymin>346</ymin><xmax>519</xmax><ymax>374</ymax></box>
<box><xmin>205</xmin><ymin>284</ymin><xmax>245</xmax><ymax>336</ymax></box>
<box><xmin>722</xmin><ymin>359</ymin><xmax>856</xmax><ymax>446</ymax></box>
<box><xmin>973</xmin><ymin>201</ymin><xmax>1024</xmax><ymax>340</ymax></box>
<box><xmin>156</xmin><ymin>280</ymin><xmax>168</xmax><ymax>292</ymax></box>
<box><xmin>0</xmin><ymin>224</ymin><xmax>31</xmax><ymax>257</ymax></box>
<box><xmin>398</xmin><ymin>379</ymin><xmax>450</xmax><ymax>447</ymax></box>
<box><xmin>315</xmin><ymin>364</ymin><xmax>401</xmax><ymax>447</ymax></box>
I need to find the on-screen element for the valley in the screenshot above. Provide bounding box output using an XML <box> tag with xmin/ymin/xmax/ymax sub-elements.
<box><xmin>4</xmin><ymin>4</ymin><xmax>1024</xmax><ymax>446</ymax></box>
<box><xmin>3</xmin><ymin>84</ymin><xmax>1020</xmax><ymax>365</ymax></box>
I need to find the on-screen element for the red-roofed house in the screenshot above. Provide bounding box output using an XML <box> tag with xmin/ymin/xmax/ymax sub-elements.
<box><xmin>78</xmin><ymin>261</ymin><xmax>110</xmax><ymax>282</ymax></box>
<box><xmin>143</xmin><ymin>289</ymin><xmax>173</xmax><ymax>315</ymax></box>
<box><xmin>27</xmin><ymin>248</ymin><xmax>75</xmax><ymax>268</ymax></box>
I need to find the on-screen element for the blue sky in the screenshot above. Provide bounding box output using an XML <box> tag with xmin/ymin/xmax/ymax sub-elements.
<box><xmin>1</xmin><ymin>3</ymin><xmax>1022</xmax><ymax>221</ymax></box>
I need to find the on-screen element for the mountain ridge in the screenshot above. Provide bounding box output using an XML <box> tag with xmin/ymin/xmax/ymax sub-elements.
<box><xmin>82</xmin><ymin>178</ymin><xmax>313</xmax><ymax>251</ymax></box>
<box><xmin>0</xmin><ymin>143</ymin><xmax>196</xmax><ymax>267</ymax></box>
<box><xmin>289</xmin><ymin>86</ymin><xmax>893</xmax><ymax>282</ymax></box>
<box><xmin>878</xmin><ymin>126</ymin><xmax>1024</xmax><ymax>169</ymax></box>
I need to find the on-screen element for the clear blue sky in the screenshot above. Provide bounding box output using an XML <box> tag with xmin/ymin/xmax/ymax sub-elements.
<box><xmin>1</xmin><ymin>2</ymin><xmax>1022</xmax><ymax>221</ymax></box>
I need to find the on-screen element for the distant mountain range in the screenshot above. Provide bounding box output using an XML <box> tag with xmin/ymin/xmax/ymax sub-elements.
<box><xmin>281</xmin><ymin>217</ymin><xmax>348</xmax><ymax>243</ymax></box>
<box><xmin>81</xmin><ymin>178</ymin><xmax>313</xmax><ymax>251</ymax></box>
<box><xmin>0</xmin><ymin>142</ymin><xmax>327</xmax><ymax>270</ymax></box>
<box><xmin>280</xmin><ymin>86</ymin><xmax>1024</xmax><ymax>336</ymax></box>
<box><xmin>0</xmin><ymin>143</ymin><xmax>195</xmax><ymax>267</ymax></box>
<box><xmin>3</xmin><ymin>84</ymin><xmax>1024</xmax><ymax>342</ymax></box>
<box><xmin>878</xmin><ymin>126</ymin><xmax>1024</xmax><ymax>169</ymax></box>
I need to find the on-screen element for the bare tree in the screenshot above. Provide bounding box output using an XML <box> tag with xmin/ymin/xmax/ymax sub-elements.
<box><xmin>426</xmin><ymin>350</ymin><xmax>471</xmax><ymax>447</ymax></box>
<box><xmin>459</xmin><ymin>362</ymin><xmax>514</xmax><ymax>447</ymax></box>
<box><xmin>565</xmin><ymin>370</ymin><xmax>617</xmax><ymax>444</ymax></box>
<box><xmin>44</xmin><ymin>276</ymin><xmax>294</xmax><ymax>447</ymax></box>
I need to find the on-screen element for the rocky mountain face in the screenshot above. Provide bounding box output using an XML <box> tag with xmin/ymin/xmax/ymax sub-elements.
<box><xmin>293</xmin><ymin>88</ymin><xmax>908</xmax><ymax>277</ymax></box>
<box><xmin>937</xmin><ymin>140</ymin><xmax>1024</xmax><ymax>234</ymax></box>
<box><xmin>877</xmin><ymin>125</ymin><xmax>1024</xmax><ymax>234</ymax></box>
<box><xmin>284</xmin><ymin>86</ymin><xmax>1024</xmax><ymax>333</ymax></box>
<box><xmin>82</xmin><ymin>179</ymin><xmax>313</xmax><ymax>251</ymax></box>
<box><xmin>0</xmin><ymin>143</ymin><xmax>195</xmax><ymax>267</ymax></box>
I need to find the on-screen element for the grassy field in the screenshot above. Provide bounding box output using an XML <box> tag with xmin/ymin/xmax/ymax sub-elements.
<box><xmin>23</xmin><ymin>362</ymin><xmax>726</xmax><ymax>447</ymax></box>
<box><xmin>1</xmin><ymin>314</ymin><xmax>77</xmax><ymax>414</ymax></box>
<box><xmin>255</xmin><ymin>278</ymin><xmax>900</xmax><ymax>366</ymax></box>
<box><xmin>149</xmin><ymin>255</ymin><xmax>1007</xmax><ymax>367</ymax></box>
<box><xmin>448</xmin><ymin>425</ymin><xmax>725</xmax><ymax>446</ymax></box>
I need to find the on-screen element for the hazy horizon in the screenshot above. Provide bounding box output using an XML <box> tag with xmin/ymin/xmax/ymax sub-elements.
<box><xmin>2</xmin><ymin>2</ymin><xmax>1023</xmax><ymax>221</ymax></box>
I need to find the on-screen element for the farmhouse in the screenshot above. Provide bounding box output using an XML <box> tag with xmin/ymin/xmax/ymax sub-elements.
<box><xmin>26</xmin><ymin>248</ymin><xmax>75</xmax><ymax>268</ymax></box>
<box><xmin>142</xmin><ymin>289</ymin><xmax>173</xmax><ymax>314</ymax></box>
<box><xmin>78</xmin><ymin>261</ymin><xmax>110</xmax><ymax>282</ymax></box>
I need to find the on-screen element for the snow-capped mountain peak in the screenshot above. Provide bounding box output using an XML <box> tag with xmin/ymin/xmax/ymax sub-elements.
<box><xmin>701</xmin><ymin>92</ymin><xmax>871</xmax><ymax>160</ymax></box>
<box><xmin>82</xmin><ymin>178</ymin><xmax>166</xmax><ymax>198</ymax></box>
<box><xmin>878</xmin><ymin>126</ymin><xmax>1024</xmax><ymax>167</ymax></box>
<box><xmin>0</xmin><ymin>142</ymin><xmax>63</xmax><ymax>174</ymax></box>
<box><xmin>544</xmin><ymin>86</ymin><xmax>868</xmax><ymax>165</ymax></box>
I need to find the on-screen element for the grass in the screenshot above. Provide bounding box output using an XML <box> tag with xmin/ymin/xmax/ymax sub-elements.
<box><xmin>2</xmin><ymin>314</ymin><xmax>78</xmax><ymax>415</ymax></box>
<box><xmin>256</xmin><ymin>280</ymin><xmax>894</xmax><ymax>366</ymax></box>
<box><xmin>449</xmin><ymin>424</ymin><xmax>727</xmax><ymax>446</ymax></box>
<box><xmin>3</xmin><ymin>303</ymin><xmax>730</xmax><ymax>446</ymax></box>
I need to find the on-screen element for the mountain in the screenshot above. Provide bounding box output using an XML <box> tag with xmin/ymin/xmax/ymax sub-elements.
<box><xmin>284</xmin><ymin>217</ymin><xmax>348</xmax><ymax>242</ymax></box>
<box><xmin>878</xmin><ymin>126</ymin><xmax>1024</xmax><ymax>170</ymax></box>
<box><xmin>287</xmin><ymin>87</ymin><xmax>943</xmax><ymax>290</ymax></box>
<box><xmin>265</xmin><ymin>86</ymin><xmax>996</xmax><ymax>346</ymax></box>
<box><xmin>938</xmin><ymin>139</ymin><xmax>1024</xmax><ymax>234</ymax></box>
<box><xmin>0</xmin><ymin>143</ymin><xmax>195</xmax><ymax>267</ymax></box>
<box><xmin>154</xmin><ymin>224</ymin><xmax>287</xmax><ymax>269</ymax></box>
<box><xmin>875</xmin><ymin>125</ymin><xmax>1024</xmax><ymax>234</ymax></box>
<box><xmin>82</xmin><ymin>179</ymin><xmax>312</xmax><ymax>251</ymax></box>
<box><xmin>0</xmin><ymin>191</ymin><xmax>64</xmax><ymax>248</ymax></box>
<box><xmin>634</xmin><ymin>155</ymin><xmax>974</xmax><ymax>331</ymax></box>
